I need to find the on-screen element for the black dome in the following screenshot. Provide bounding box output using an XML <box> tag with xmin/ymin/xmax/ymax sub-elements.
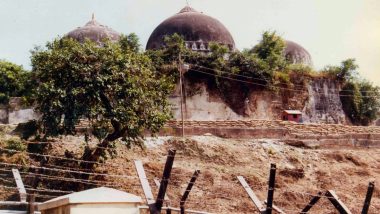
<box><xmin>284</xmin><ymin>40</ymin><xmax>313</xmax><ymax>66</ymax></box>
<box><xmin>146</xmin><ymin>6</ymin><xmax>235</xmax><ymax>51</ymax></box>
<box><xmin>66</xmin><ymin>15</ymin><xmax>121</xmax><ymax>43</ymax></box>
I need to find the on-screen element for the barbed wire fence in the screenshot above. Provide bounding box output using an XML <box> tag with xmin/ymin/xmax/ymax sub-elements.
<box><xmin>0</xmin><ymin>144</ymin><xmax>378</xmax><ymax>214</ymax></box>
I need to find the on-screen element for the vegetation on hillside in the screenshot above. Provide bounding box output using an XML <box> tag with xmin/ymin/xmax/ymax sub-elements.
<box><xmin>146</xmin><ymin>32</ymin><xmax>380</xmax><ymax>125</ymax></box>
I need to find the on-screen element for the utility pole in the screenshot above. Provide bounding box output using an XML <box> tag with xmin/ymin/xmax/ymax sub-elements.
<box><xmin>179</xmin><ymin>53</ymin><xmax>185</xmax><ymax>138</ymax></box>
<box><xmin>178</xmin><ymin>54</ymin><xmax>189</xmax><ymax>138</ymax></box>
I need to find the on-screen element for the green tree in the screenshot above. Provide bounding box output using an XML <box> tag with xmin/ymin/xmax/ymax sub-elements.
<box><xmin>31</xmin><ymin>37</ymin><xmax>174</xmax><ymax>167</ymax></box>
<box><xmin>322</xmin><ymin>58</ymin><xmax>358</xmax><ymax>81</ymax></box>
<box><xmin>340</xmin><ymin>80</ymin><xmax>380</xmax><ymax>125</ymax></box>
<box><xmin>250</xmin><ymin>31</ymin><xmax>287</xmax><ymax>71</ymax></box>
<box><xmin>119</xmin><ymin>33</ymin><xmax>140</xmax><ymax>53</ymax></box>
<box><xmin>0</xmin><ymin>60</ymin><xmax>33</xmax><ymax>104</ymax></box>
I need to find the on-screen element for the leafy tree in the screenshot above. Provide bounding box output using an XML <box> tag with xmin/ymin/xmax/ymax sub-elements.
<box><xmin>358</xmin><ymin>81</ymin><xmax>380</xmax><ymax>125</ymax></box>
<box><xmin>322</xmin><ymin>58</ymin><xmax>358</xmax><ymax>81</ymax></box>
<box><xmin>250</xmin><ymin>31</ymin><xmax>287</xmax><ymax>71</ymax></box>
<box><xmin>340</xmin><ymin>80</ymin><xmax>380</xmax><ymax>125</ymax></box>
<box><xmin>31</xmin><ymin>37</ymin><xmax>174</xmax><ymax>167</ymax></box>
<box><xmin>0</xmin><ymin>60</ymin><xmax>33</xmax><ymax>104</ymax></box>
<box><xmin>119</xmin><ymin>33</ymin><xmax>140</xmax><ymax>53</ymax></box>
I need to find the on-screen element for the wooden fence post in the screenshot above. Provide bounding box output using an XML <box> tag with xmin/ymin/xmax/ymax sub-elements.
<box><xmin>12</xmin><ymin>169</ymin><xmax>27</xmax><ymax>202</ymax></box>
<box><xmin>263</xmin><ymin>200</ymin><xmax>285</xmax><ymax>214</ymax></box>
<box><xmin>325</xmin><ymin>190</ymin><xmax>352</xmax><ymax>214</ymax></box>
<box><xmin>300</xmin><ymin>192</ymin><xmax>322</xmax><ymax>213</ymax></box>
<box><xmin>361</xmin><ymin>182</ymin><xmax>375</xmax><ymax>214</ymax></box>
<box><xmin>237</xmin><ymin>176</ymin><xmax>266</xmax><ymax>213</ymax></box>
<box><xmin>180</xmin><ymin>170</ymin><xmax>200</xmax><ymax>214</ymax></box>
<box><xmin>134</xmin><ymin>160</ymin><xmax>156</xmax><ymax>214</ymax></box>
<box><xmin>154</xmin><ymin>178</ymin><xmax>171</xmax><ymax>214</ymax></box>
<box><xmin>156</xmin><ymin>149</ymin><xmax>176</xmax><ymax>213</ymax></box>
<box><xmin>28</xmin><ymin>193</ymin><xmax>35</xmax><ymax>214</ymax></box>
<box><xmin>266</xmin><ymin>164</ymin><xmax>277</xmax><ymax>214</ymax></box>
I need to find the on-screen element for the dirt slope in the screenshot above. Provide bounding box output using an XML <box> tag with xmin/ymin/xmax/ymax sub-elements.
<box><xmin>0</xmin><ymin>127</ymin><xmax>379</xmax><ymax>213</ymax></box>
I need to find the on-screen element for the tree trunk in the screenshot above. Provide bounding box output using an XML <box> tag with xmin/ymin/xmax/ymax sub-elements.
<box><xmin>79</xmin><ymin>128</ymin><xmax>123</xmax><ymax>181</ymax></box>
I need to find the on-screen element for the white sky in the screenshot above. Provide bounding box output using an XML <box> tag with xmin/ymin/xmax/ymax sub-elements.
<box><xmin>0</xmin><ymin>0</ymin><xmax>379</xmax><ymax>85</ymax></box>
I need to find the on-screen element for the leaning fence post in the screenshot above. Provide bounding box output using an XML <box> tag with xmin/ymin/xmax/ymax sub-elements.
<box><xmin>237</xmin><ymin>176</ymin><xmax>266</xmax><ymax>213</ymax></box>
<box><xmin>12</xmin><ymin>169</ymin><xmax>27</xmax><ymax>202</ymax></box>
<box><xmin>134</xmin><ymin>160</ymin><xmax>156</xmax><ymax>214</ymax></box>
<box><xmin>180</xmin><ymin>170</ymin><xmax>200</xmax><ymax>214</ymax></box>
<box><xmin>266</xmin><ymin>164</ymin><xmax>277</xmax><ymax>214</ymax></box>
<box><xmin>361</xmin><ymin>181</ymin><xmax>375</xmax><ymax>214</ymax></box>
<box><xmin>263</xmin><ymin>200</ymin><xmax>286</xmax><ymax>214</ymax></box>
<box><xmin>154</xmin><ymin>178</ymin><xmax>171</xmax><ymax>214</ymax></box>
<box><xmin>325</xmin><ymin>190</ymin><xmax>352</xmax><ymax>214</ymax></box>
<box><xmin>300</xmin><ymin>191</ymin><xmax>323</xmax><ymax>213</ymax></box>
<box><xmin>156</xmin><ymin>149</ymin><xmax>176</xmax><ymax>213</ymax></box>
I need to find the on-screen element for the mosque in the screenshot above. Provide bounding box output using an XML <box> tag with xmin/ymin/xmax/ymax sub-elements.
<box><xmin>0</xmin><ymin>5</ymin><xmax>348</xmax><ymax>125</ymax></box>
<box><xmin>61</xmin><ymin>6</ymin><xmax>345</xmax><ymax>123</ymax></box>
<box><xmin>65</xmin><ymin>6</ymin><xmax>313</xmax><ymax>66</ymax></box>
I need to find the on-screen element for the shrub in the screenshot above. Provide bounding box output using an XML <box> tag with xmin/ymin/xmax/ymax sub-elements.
<box><xmin>5</xmin><ymin>137</ymin><xmax>26</xmax><ymax>152</ymax></box>
<box><xmin>274</xmin><ymin>72</ymin><xmax>291</xmax><ymax>86</ymax></box>
<box><xmin>340</xmin><ymin>81</ymin><xmax>380</xmax><ymax>125</ymax></box>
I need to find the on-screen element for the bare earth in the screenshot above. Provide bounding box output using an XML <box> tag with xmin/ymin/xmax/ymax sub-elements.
<box><xmin>1</xmin><ymin>125</ymin><xmax>380</xmax><ymax>213</ymax></box>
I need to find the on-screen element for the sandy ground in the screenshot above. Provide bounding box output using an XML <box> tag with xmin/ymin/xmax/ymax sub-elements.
<box><xmin>1</xmin><ymin>129</ymin><xmax>380</xmax><ymax>213</ymax></box>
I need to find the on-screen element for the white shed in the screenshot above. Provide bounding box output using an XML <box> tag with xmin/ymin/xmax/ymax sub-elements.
<box><xmin>38</xmin><ymin>187</ymin><xmax>142</xmax><ymax>214</ymax></box>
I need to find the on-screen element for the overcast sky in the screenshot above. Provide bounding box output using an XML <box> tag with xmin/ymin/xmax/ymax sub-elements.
<box><xmin>0</xmin><ymin>0</ymin><xmax>379</xmax><ymax>85</ymax></box>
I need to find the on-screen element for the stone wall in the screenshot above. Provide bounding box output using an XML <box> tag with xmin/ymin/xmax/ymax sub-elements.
<box><xmin>170</xmin><ymin>78</ymin><xmax>349</xmax><ymax>124</ymax></box>
<box><xmin>0</xmin><ymin>97</ymin><xmax>39</xmax><ymax>125</ymax></box>
<box><xmin>0</xmin><ymin>105</ymin><xmax>8</xmax><ymax>124</ymax></box>
<box><xmin>302</xmin><ymin>78</ymin><xmax>348</xmax><ymax>124</ymax></box>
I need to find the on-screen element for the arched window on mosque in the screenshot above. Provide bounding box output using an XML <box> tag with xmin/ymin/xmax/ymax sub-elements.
<box><xmin>185</xmin><ymin>42</ymin><xmax>189</xmax><ymax>49</ymax></box>
<box><xmin>192</xmin><ymin>42</ymin><xmax>198</xmax><ymax>50</ymax></box>
<box><xmin>199</xmin><ymin>43</ymin><xmax>206</xmax><ymax>50</ymax></box>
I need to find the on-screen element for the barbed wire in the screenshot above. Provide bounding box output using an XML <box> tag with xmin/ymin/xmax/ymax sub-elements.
<box><xmin>0</xmin><ymin>185</ymin><xmax>73</xmax><ymax>194</ymax></box>
<box><xmin>0</xmin><ymin>162</ymin><xmax>137</xmax><ymax>179</ymax></box>
<box><xmin>0</xmin><ymin>147</ymin><xmax>104</xmax><ymax>165</ymax></box>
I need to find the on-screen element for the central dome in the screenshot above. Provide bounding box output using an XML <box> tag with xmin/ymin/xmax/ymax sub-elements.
<box><xmin>146</xmin><ymin>6</ymin><xmax>235</xmax><ymax>51</ymax></box>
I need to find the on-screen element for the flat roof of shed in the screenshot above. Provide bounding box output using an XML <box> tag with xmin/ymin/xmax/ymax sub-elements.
<box><xmin>283</xmin><ymin>110</ymin><xmax>302</xmax><ymax>115</ymax></box>
<box><xmin>38</xmin><ymin>187</ymin><xmax>142</xmax><ymax>211</ymax></box>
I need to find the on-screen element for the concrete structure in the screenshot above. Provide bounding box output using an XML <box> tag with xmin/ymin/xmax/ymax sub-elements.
<box><xmin>282</xmin><ymin>110</ymin><xmax>303</xmax><ymax>123</ymax></box>
<box><xmin>38</xmin><ymin>187</ymin><xmax>142</xmax><ymax>214</ymax></box>
<box><xmin>0</xmin><ymin>98</ymin><xmax>39</xmax><ymax>125</ymax></box>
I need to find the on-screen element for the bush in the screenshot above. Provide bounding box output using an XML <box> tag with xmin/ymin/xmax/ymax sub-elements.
<box><xmin>340</xmin><ymin>81</ymin><xmax>380</xmax><ymax>125</ymax></box>
<box><xmin>274</xmin><ymin>72</ymin><xmax>291</xmax><ymax>86</ymax></box>
<box><xmin>321</xmin><ymin>59</ymin><xmax>358</xmax><ymax>82</ymax></box>
<box><xmin>286</xmin><ymin>64</ymin><xmax>313</xmax><ymax>74</ymax></box>
<box><xmin>5</xmin><ymin>137</ymin><xmax>26</xmax><ymax>152</ymax></box>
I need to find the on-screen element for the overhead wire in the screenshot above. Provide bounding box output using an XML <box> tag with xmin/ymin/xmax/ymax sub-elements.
<box><xmin>188</xmin><ymin>63</ymin><xmax>380</xmax><ymax>94</ymax></box>
<box><xmin>189</xmin><ymin>67</ymin><xmax>380</xmax><ymax>98</ymax></box>
<box><xmin>186</xmin><ymin>64</ymin><xmax>380</xmax><ymax>98</ymax></box>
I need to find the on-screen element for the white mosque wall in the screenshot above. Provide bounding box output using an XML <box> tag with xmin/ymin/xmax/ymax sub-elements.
<box><xmin>170</xmin><ymin>84</ymin><xmax>243</xmax><ymax>121</ymax></box>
